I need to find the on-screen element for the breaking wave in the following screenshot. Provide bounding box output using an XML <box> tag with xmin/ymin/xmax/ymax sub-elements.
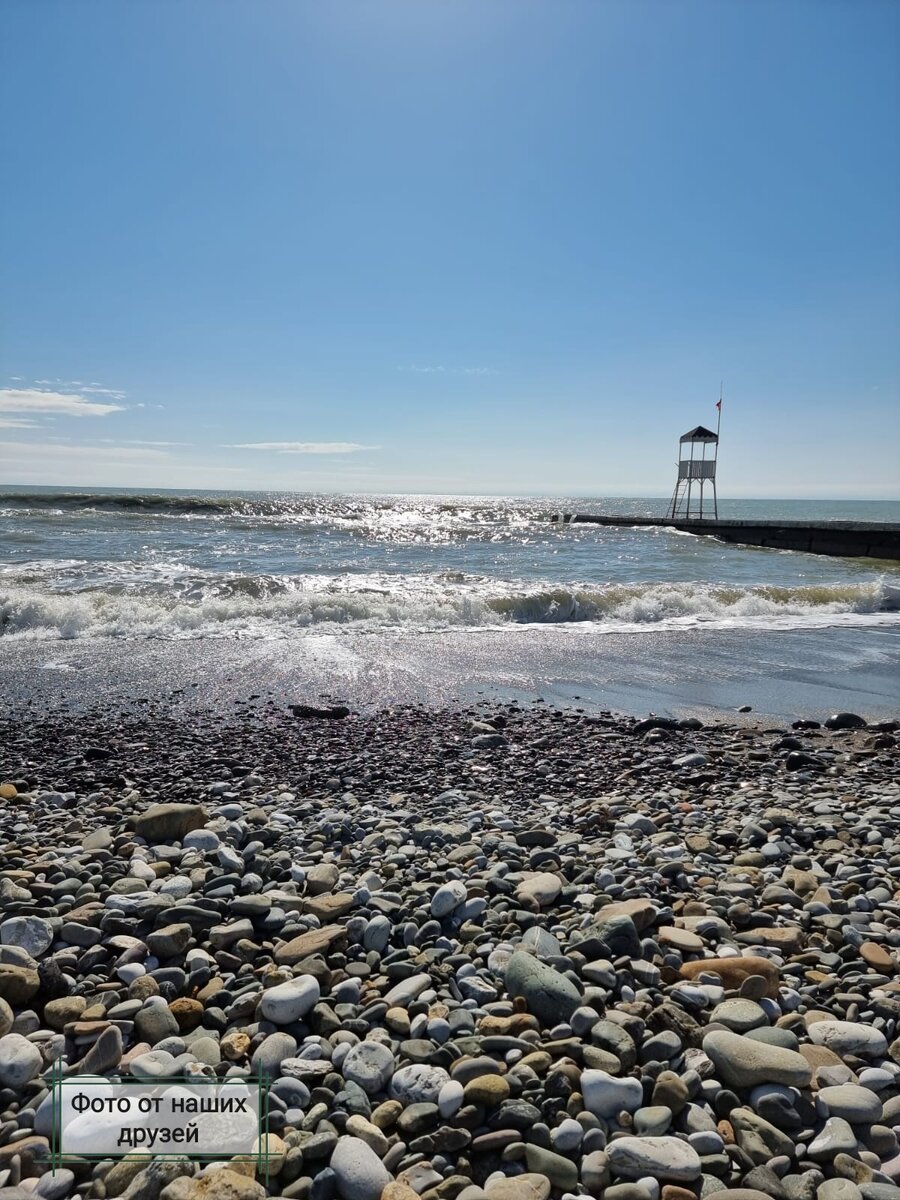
<box><xmin>1</xmin><ymin>575</ymin><xmax>897</xmax><ymax>641</ymax></box>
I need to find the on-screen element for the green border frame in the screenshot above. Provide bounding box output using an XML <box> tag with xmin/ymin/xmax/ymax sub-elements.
<box><xmin>48</xmin><ymin>1061</ymin><xmax>272</xmax><ymax>1187</ymax></box>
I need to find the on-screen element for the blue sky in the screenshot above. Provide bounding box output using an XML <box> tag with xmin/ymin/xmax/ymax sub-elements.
<box><xmin>1</xmin><ymin>0</ymin><xmax>898</xmax><ymax>496</ymax></box>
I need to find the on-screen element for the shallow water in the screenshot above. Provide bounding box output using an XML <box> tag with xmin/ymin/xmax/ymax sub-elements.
<box><xmin>1</xmin><ymin>489</ymin><xmax>898</xmax><ymax>718</ymax></box>
<box><xmin>2</xmin><ymin>490</ymin><xmax>898</xmax><ymax>638</ymax></box>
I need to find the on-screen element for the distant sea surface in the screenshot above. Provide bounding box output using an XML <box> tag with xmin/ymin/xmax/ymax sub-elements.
<box><xmin>2</xmin><ymin>489</ymin><xmax>899</xmax><ymax>718</ymax></box>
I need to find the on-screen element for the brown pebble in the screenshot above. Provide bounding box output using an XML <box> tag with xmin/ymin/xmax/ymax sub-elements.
<box><xmin>169</xmin><ymin>997</ymin><xmax>204</xmax><ymax>1031</ymax></box>
<box><xmin>861</xmin><ymin>941</ymin><xmax>895</xmax><ymax>972</ymax></box>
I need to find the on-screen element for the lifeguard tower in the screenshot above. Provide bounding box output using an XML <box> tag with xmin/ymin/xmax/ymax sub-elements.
<box><xmin>667</xmin><ymin>423</ymin><xmax>719</xmax><ymax>520</ymax></box>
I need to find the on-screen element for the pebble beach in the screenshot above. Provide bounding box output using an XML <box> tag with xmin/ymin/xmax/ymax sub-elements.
<box><xmin>1</xmin><ymin>698</ymin><xmax>899</xmax><ymax>1200</ymax></box>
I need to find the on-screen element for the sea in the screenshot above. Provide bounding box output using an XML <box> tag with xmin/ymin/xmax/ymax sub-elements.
<box><xmin>2</xmin><ymin>488</ymin><xmax>899</xmax><ymax>720</ymax></box>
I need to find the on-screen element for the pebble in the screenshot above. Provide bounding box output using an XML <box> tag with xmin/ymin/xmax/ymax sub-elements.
<box><xmin>0</xmin><ymin>1034</ymin><xmax>43</xmax><ymax>1089</ymax></box>
<box><xmin>703</xmin><ymin>1029</ymin><xmax>813</xmax><ymax>1088</ymax></box>
<box><xmin>258</xmin><ymin>974</ymin><xmax>320</xmax><ymax>1023</ymax></box>
<box><xmin>342</xmin><ymin>1040</ymin><xmax>396</xmax><ymax>1094</ymax></box>
<box><xmin>607</xmin><ymin>1136</ymin><xmax>703</xmax><ymax>1181</ymax></box>
<box><xmin>330</xmin><ymin>1135</ymin><xmax>392</xmax><ymax>1200</ymax></box>
<box><xmin>808</xmin><ymin>1022</ymin><xmax>889</xmax><ymax>1059</ymax></box>
<box><xmin>504</xmin><ymin>950</ymin><xmax>581</xmax><ymax>1027</ymax></box>
<box><xmin>581</xmin><ymin>1069</ymin><xmax>645</xmax><ymax>1117</ymax></box>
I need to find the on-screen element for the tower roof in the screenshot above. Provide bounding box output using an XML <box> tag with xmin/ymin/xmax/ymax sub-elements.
<box><xmin>680</xmin><ymin>425</ymin><xmax>718</xmax><ymax>443</ymax></box>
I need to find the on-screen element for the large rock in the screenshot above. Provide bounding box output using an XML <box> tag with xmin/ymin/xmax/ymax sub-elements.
<box><xmin>342</xmin><ymin>1040</ymin><xmax>395</xmax><ymax>1095</ymax></box>
<box><xmin>127</xmin><ymin>803</ymin><xmax>208</xmax><ymax>844</ymax></box>
<box><xmin>383</xmin><ymin>974</ymin><xmax>432</xmax><ymax>1009</ymax></box>
<box><xmin>818</xmin><ymin>1084</ymin><xmax>883</xmax><ymax>1124</ymax></box>
<box><xmin>824</xmin><ymin>712</ymin><xmax>867</xmax><ymax>730</ymax></box>
<box><xmin>0</xmin><ymin>966</ymin><xmax>40</xmax><ymax>1005</ymax></box>
<box><xmin>160</xmin><ymin>1168</ymin><xmax>265</xmax><ymax>1200</ymax></box>
<box><xmin>596</xmin><ymin>899</ymin><xmax>658</xmax><ymax>933</ymax></box>
<box><xmin>580</xmin><ymin>1069</ymin><xmax>644</xmax><ymax>1118</ymax></box>
<box><xmin>807</xmin><ymin>1021</ymin><xmax>887</xmax><ymax>1058</ymax></box>
<box><xmin>431</xmin><ymin>881</ymin><xmax>467</xmax><ymax>918</ymax></box>
<box><xmin>607</xmin><ymin>1136</ymin><xmax>702</xmax><ymax>1181</ymax></box>
<box><xmin>330</xmin><ymin>1135</ymin><xmax>391</xmax><ymax>1200</ymax></box>
<box><xmin>0</xmin><ymin>1033</ymin><xmax>43</xmax><ymax>1089</ymax></box>
<box><xmin>515</xmin><ymin>872</ymin><xmax>561</xmax><ymax>907</ymax></box>
<box><xmin>258</xmin><ymin>975</ymin><xmax>320</xmax><ymax>1024</ymax></box>
<box><xmin>702</xmin><ymin>1030</ymin><xmax>812</xmax><ymax>1089</ymax></box>
<box><xmin>0</xmin><ymin>917</ymin><xmax>54</xmax><ymax>958</ymax></box>
<box><xmin>504</xmin><ymin>950</ymin><xmax>580</xmax><ymax>1028</ymax></box>
<box><xmin>573</xmin><ymin>913</ymin><xmax>641</xmax><ymax>958</ymax></box>
<box><xmin>390</xmin><ymin>1064</ymin><xmax>450</xmax><ymax>1105</ymax></box>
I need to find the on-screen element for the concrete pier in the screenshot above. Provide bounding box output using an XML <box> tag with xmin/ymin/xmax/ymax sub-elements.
<box><xmin>549</xmin><ymin>515</ymin><xmax>900</xmax><ymax>559</ymax></box>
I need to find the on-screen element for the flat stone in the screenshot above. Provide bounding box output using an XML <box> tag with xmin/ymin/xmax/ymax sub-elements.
<box><xmin>702</xmin><ymin>1030</ymin><xmax>812</xmax><ymax>1089</ymax></box>
<box><xmin>274</xmin><ymin>924</ymin><xmax>345</xmax><ymax>965</ymax></box>
<box><xmin>709</xmin><ymin>999</ymin><xmax>769</xmax><ymax>1034</ymax></box>
<box><xmin>597</xmin><ymin>898</ymin><xmax>658</xmax><ymax>933</ymax></box>
<box><xmin>860</xmin><ymin>942</ymin><xmax>895</xmax><ymax>973</ymax></box>
<box><xmin>819</xmin><ymin>1085</ymin><xmax>883</xmax><ymax>1124</ymax></box>
<box><xmin>383</xmin><ymin>974</ymin><xmax>432</xmax><ymax>1008</ymax></box>
<box><xmin>679</xmin><ymin>955</ymin><xmax>780</xmax><ymax>997</ymax></box>
<box><xmin>808</xmin><ymin>1021</ymin><xmax>887</xmax><ymax>1058</ymax></box>
<box><xmin>607</xmin><ymin>1136</ymin><xmax>702</xmax><ymax>1182</ymax></box>
<box><xmin>658</xmin><ymin>926</ymin><xmax>704</xmax><ymax>954</ymax></box>
<box><xmin>303</xmin><ymin>892</ymin><xmax>355</xmax><ymax>921</ymax></box>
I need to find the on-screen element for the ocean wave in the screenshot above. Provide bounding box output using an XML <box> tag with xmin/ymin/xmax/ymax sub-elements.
<box><xmin>0</xmin><ymin>491</ymin><xmax>542</xmax><ymax>521</ymax></box>
<box><xmin>0</xmin><ymin>492</ymin><xmax>566</xmax><ymax>546</ymax></box>
<box><xmin>1</xmin><ymin>577</ymin><xmax>897</xmax><ymax>640</ymax></box>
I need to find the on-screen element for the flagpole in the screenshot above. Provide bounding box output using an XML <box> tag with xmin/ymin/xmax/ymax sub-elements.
<box><xmin>713</xmin><ymin>383</ymin><xmax>722</xmax><ymax>519</ymax></box>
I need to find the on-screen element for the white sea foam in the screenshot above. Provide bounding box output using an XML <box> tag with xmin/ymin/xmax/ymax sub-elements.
<box><xmin>1</xmin><ymin>575</ymin><xmax>897</xmax><ymax>641</ymax></box>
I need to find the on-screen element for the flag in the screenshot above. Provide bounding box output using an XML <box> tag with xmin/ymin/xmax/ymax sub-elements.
<box><xmin>715</xmin><ymin>399</ymin><xmax>722</xmax><ymax>411</ymax></box>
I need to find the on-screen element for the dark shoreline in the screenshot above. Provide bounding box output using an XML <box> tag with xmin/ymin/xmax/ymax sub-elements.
<box><xmin>2</xmin><ymin>697</ymin><xmax>897</xmax><ymax>813</ymax></box>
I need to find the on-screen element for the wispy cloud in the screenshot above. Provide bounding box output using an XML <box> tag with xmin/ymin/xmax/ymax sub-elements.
<box><xmin>0</xmin><ymin>441</ymin><xmax>168</xmax><ymax>460</ymax></box>
<box><xmin>33</xmin><ymin>378</ymin><xmax>128</xmax><ymax>400</ymax></box>
<box><xmin>97</xmin><ymin>438</ymin><xmax>190</xmax><ymax>447</ymax></box>
<box><xmin>0</xmin><ymin>387</ymin><xmax>125</xmax><ymax>417</ymax></box>
<box><xmin>0</xmin><ymin>417</ymin><xmax>41</xmax><ymax>429</ymax></box>
<box><xmin>400</xmin><ymin>365</ymin><xmax>498</xmax><ymax>376</ymax></box>
<box><xmin>225</xmin><ymin>441</ymin><xmax>380</xmax><ymax>454</ymax></box>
